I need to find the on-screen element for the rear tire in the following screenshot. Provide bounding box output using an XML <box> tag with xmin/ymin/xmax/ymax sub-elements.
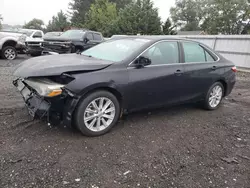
<box><xmin>204</xmin><ymin>82</ymin><xmax>224</xmax><ymax>110</ymax></box>
<box><xmin>74</xmin><ymin>90</ymin><xmax>121</xmax><ymax>136</ymax></box>
<box><xmin>1</xmin><ymin>46</ymin><xmax>17</xmax><ymax>60</ymax></box>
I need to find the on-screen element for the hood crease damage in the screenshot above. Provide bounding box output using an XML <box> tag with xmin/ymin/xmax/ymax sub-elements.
<box><xmin>14</xmin><ymin>54</ymin><xmax>113</xmax><ymax>78</ymax></box>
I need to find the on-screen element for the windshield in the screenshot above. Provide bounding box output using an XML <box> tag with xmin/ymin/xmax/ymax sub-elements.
<box><xmin>60</xmin><ymin>30</ymin><xmax>85</xmax><ymax>39</ymax></box>
<box><xmin>81</xmin><ymin>39</ymin><xmax>150</xmax><ymax>62</ymax></box>
<box><xmin>44</xmin><ymin>32</ymin><xmax>62</xmax><ymax>37</ymax></box>
<box><xmin>18</xmin><ymin>29</ymin><xmax>34</xmax><ymax>37</ymax></box>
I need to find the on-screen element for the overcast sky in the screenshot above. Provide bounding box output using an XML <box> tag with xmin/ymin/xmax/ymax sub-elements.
<box><xmin>0</xmin><ymin>0</ymin><xmax>175</xmax><ymax>25</ymax></box>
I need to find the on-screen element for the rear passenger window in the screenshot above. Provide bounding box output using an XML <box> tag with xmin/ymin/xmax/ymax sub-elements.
<box><xmin>183</xmin><ymin>42</ymin><xmax>205</xmax><ymax>62</ymax></box>
<box><xmin>183</xmin><ymin>42</ymin><xmax>215</xmax><ymax>63</ymax></box>
<box><xmin>93</xmin><ymin>33</ymin><xmax>102</xmax><ymax>41</ymax></box>
<box><xmin>86</xmin><ymin>33</ymin><xmax>94</xmax><ymax>40</ymax></box>
<box><xmin>205</xmin><ymin>51</ymin><xmax>215</xmax><ymax>62</ymax></box>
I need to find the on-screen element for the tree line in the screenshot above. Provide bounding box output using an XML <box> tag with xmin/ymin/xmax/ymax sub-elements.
<box><xmin>171</xmin><ymin>0</ymin><xmax>250</xmax><ymax>34</ymax></box>
<box><xmin>2</xmin><ymin>0</ymin><xmax>249</xmax><ymax>36</ymax></box>
<box><xmin>23</xmin><ymin>0</ymin><xmax>170</xmax><ymax>36</ymax></box>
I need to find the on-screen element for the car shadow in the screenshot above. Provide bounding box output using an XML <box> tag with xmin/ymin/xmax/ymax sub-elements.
<box><xmin>58</xmin><ymin>103</ymin><xmax>201</xmax><ymax>137</ymax></box>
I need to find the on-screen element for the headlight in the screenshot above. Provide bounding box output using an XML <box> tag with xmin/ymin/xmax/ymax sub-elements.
<box><xmin>24</xmin><ymin>78</ymin><xmax>65</xmax><ymax>97</ymax></box>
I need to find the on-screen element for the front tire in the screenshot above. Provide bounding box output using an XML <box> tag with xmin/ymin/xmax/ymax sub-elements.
<box><xmin>204</xmin><ymin>82</ymin><xmax>224</xmax><ymax>110</ymax></box>
<box><xmin>74</xmin><ymin>91</ymin><xmax>121</xmax><ymax>136</ymax></box>
<box><xmin>1</xmin><ymin>46</ymin><xmax>17</xmax><ymax>60</ymax></box>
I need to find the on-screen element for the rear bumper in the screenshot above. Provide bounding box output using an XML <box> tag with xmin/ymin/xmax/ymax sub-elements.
<box><xmin>225</xmin><ymin>81</ymin><xmax>236</xmax><ymax>96</ymax></box>
<box><xmin>225</xmin><ymin>74</ymin><xmax>236</xmax><ymax>96</ymax></box>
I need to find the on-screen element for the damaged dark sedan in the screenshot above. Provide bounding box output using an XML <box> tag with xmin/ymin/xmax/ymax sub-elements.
<box><xmin>13</xmin><ymin>36</ymin><xmax>236</xmax><ymax>136</ymax></box>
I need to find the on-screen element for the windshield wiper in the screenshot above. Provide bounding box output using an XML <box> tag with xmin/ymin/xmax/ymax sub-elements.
<box><xmin>80</xmin><ymin>54</ymin><xmax>93</xmax><ymax>58</ymax></box>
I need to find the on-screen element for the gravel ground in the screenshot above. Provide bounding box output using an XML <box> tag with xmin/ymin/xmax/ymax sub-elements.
<box><xmin>0</xmin><ymin>55</ymin><xmax>250</xmax><ymax>188</ymax></box>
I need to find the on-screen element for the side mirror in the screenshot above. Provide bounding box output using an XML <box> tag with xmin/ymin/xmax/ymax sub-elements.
<box><xmin>134</xmin><ymin>56</ymin><xmax>151</xmax><ymax>68</ymax></box>
<box><xmin>84</xmin><ymin>37</ymin><xmax>89</xmax><ymax>43</ymax></box>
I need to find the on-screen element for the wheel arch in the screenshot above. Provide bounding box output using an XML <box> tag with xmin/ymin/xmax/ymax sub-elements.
<box><xmin>216</xmin><ymin>79</ymin><xmax>227</xmax><ymax>96</ymax></box>
<box><xmin>66</xmin><ymin>86</ymin><xmax>123</xmax><ymax>129</ymax></box>
<box><xmin>66</xmin><ymin>85</ymin><xmax>123</xmax><ymax>121</ymax></box>
<box><xmin>2</xmin><ymin>40</ymin><xmax>17</xmax><ymax>48</ymax></box>
<box><xmin>80</xmin><ymin>86</ymin><xmax>123</xmax><ymax>106</ymax></box>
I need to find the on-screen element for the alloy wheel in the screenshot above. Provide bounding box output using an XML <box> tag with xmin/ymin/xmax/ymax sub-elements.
<box><xmin>4</xmin><ymin>48</ymin><xmax>16</xmax><ymax>60</ymax></box>
<box><xmin>84</xmin><ymin>97</ymin><xmax>116</xmax><ymax>132</ymax></box>
<box><xmin>209</xmin><ymin>85</ymin><xmax>223</xmax><ymax>108</ymax></box>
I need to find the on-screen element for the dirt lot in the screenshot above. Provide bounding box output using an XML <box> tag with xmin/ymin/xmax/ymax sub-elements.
<box><xmin>0</xmin><ymin>55</ymin><xmax>249</xmax><ymax>188</ymax></box>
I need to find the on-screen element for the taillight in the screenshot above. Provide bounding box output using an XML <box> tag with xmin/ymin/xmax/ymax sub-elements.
<box><xmin>231</xmin><ymin>66</ymin><xmax>237</xmax><ymax>73</ymax></box>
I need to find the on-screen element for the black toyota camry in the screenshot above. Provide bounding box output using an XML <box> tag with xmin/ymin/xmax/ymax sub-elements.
<box><xmin>13</xmin><ymin>36</ymin><xmax>236</xmax><ymax>136</ymax></box>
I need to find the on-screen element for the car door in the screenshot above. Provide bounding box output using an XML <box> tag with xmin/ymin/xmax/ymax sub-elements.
<box><xmin>180</xmin><ymin>42</ymin><xmax>223</xmax><ymax>102</ymax></box>
<box><xmin>127</xmin><ymin>41</ymin><xmax>185</xmax><ymax>111</ymax></box>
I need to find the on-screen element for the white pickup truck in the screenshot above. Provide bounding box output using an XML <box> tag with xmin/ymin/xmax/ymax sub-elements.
<box><xmin>0</xmin><ymin>29</ymin><xmax>44</xmax><ymax>60</ymax></box>
<box><xmin>0</xmin><ymin>31</ymin><xmax>24</xmax><ymax>60</ymax></box>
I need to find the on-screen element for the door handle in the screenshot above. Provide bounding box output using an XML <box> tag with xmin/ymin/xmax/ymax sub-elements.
<box><xmin>174</xmin><ymin>70</ymin><xmax>183</xmax><ymax>76</ymax></box>
<box><xmin>212</xmin><ymin>66</ymin><xmax>217</xmax><ymax>70</ymax></box>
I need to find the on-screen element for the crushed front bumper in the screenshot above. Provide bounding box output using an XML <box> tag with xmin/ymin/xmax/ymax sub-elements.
<box><xmin>13</xmin><ymin>79</ymin><xmax>51</xmax><ymax>118</ymax></box>
<box><xmin>13</xmin><ymin>79</ymin><xmax>80</xmax><ymax>127</ymax></box>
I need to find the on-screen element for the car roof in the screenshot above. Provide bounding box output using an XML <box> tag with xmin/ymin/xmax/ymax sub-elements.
<box><xmin>46</xmin><ymin>31</ymin><xmax>62</xmax><ymax>33</ymax></box>
<box><xmin>65</xmin><ymin>29</ymin><xmax>102</xmax><ymax>34</ymax></box>
<box><xmin>111</xmin><ymin>35</ymin><xmax>202</xmax><ymax>43</ymax></box>
<box><xmin>114</xmin><ymin>35</ymin><xmax>197</xmax><ymax>42</ymax></box>
<box><xmin>19</xmin><ymin>29</ymin><xmax>41</xmax><ymax>32</ymax></box>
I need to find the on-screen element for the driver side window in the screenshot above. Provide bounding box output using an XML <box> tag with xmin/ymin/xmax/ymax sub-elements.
<box><xmin>142</xmin><ymin>41</ymin><xmax>179</xmax><ymax>65</ymax></box>
<box><xmin>86</xmin><ymin>33</ymin><xmax>94</xmax><ymax>41</ymax></box>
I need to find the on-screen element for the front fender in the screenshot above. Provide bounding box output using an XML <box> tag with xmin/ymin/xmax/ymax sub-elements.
<box><xmin>0</xmin><ymin>36</ymin><xmax>18</xmax><ymax>49</ymax></box>
<box><xmin>63</xmin><ymin>69</ymin><xmax>128</xmax><ymax>127</ymax></box>
<box><xmin>66</xmin><ymin>68</ymin><xmax>128</xmax><ymax>96</ymax></box>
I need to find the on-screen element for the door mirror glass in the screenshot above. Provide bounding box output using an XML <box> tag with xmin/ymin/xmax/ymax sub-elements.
<box><xmin>84</xmin><ymin>37</ymin><xmax>89</xmax><ymax>43</ymax></box>
<box><xmin>135</xmin><ymin>56</ymin><xmax>151</xmax><ymax>68</ymax></box>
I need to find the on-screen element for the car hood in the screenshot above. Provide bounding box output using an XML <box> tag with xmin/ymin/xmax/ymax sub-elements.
<box><xmin>0</xmin><ymin>31</ymin><xmax>22</xmax><ymax>38</ymax></box>
<box><xmin>13</xmin><ymin>54</ymin><xmax>114</xmax><ymax>78</ymax></box>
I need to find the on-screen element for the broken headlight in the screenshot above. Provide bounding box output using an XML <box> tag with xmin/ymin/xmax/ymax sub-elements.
<box><xmin>24</xmin><ymin>78</ymin><xmax>65</xmax><ymax>97</ymax></box>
